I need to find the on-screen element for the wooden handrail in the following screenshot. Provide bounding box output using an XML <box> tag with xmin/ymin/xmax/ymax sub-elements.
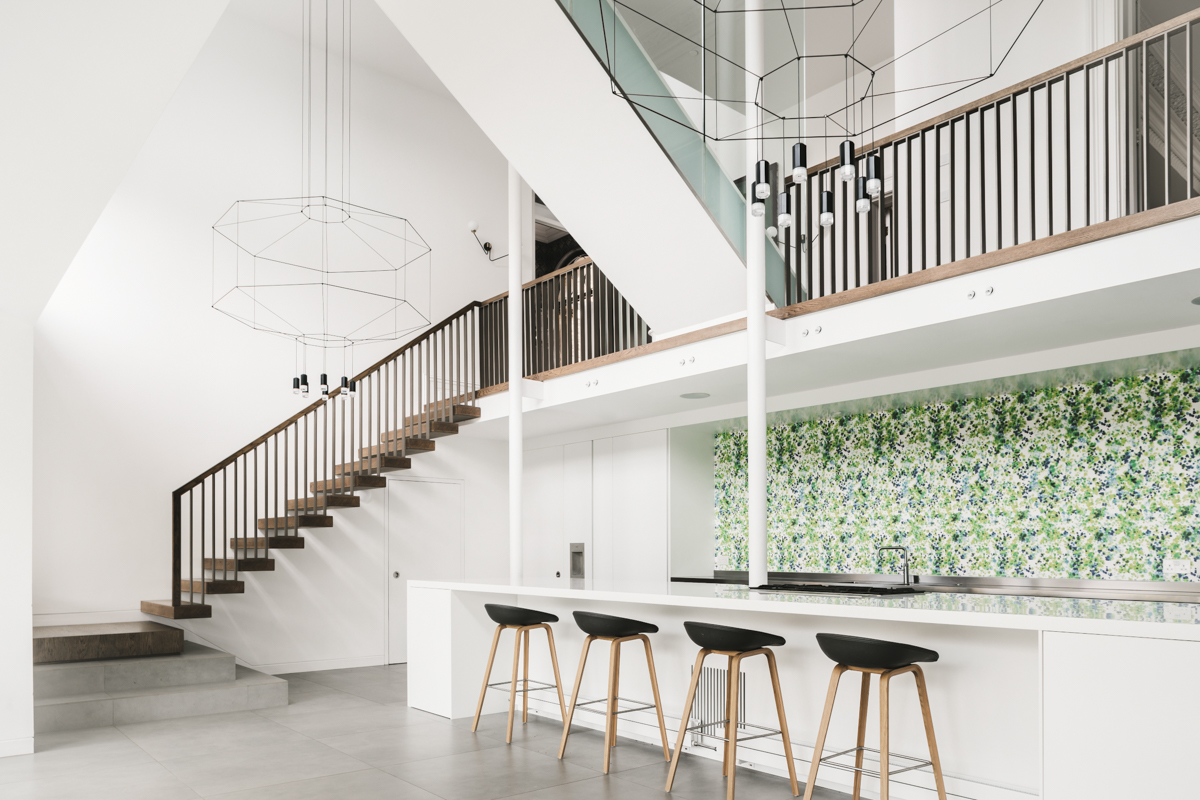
<box><xmin>176</xmin><ymin>300</ymin><xmax>482</xmax><ymax>494</ymax></box>
<box><xmin>805</xmin><ymin>5</ymin><xmax>1200</xmax><ymax>175</ymax></box>
<box><xmin>480</xmin><ymin>256</ymin><xmax>595</xmax><ymax>306</ymax></box>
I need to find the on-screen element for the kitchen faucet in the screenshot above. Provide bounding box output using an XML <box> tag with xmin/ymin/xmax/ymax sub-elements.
<box><xmin>877</xmin><ymin>545</ymin><xmax>910</xmax><ymax>586</ymax></box>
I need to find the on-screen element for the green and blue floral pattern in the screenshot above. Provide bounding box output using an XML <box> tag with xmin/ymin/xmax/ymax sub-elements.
<box><xmin>714</xmin><ymin>369</ymin><xmax>1200</xmax><ymax>581</ymax></box>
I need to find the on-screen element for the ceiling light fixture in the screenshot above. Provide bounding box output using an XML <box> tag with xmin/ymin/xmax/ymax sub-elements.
<box><xmin>680</xmin><ymin>392</ymin><xmax>711</xmax><ymax>400</ymax></box>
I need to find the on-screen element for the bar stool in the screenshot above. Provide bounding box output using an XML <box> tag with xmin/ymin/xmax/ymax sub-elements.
<box><xmin>557</xmin><ymin>611</ymin><xmax>671</xmax><ymax>774</ymax></box>
<box><xmin>471</xmin><ymin>603</ymin><xmax>567</xmax><ymax>744</ymax></box>
<box><xmin>803</xmin><ymin>633</ymin><xmax>947</xmax><ymax>800</ymax></box>
<box><xmin>666</xmin><ymin>622</ymin><xmax>800</xmax><ymax>799</ymax></box>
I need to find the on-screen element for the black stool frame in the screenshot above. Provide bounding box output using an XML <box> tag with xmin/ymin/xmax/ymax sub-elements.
<box><xmin>666</xmin><ymin>647</ymin><xmax>799</xmax><ymax>800</ymax></box>
<box><xmin>557</xmin><ymin>633</ymin><xmax>671</xmax><ymax>773</ymax></box>
<box><xmin>803</xmin><ymin>663</ymin><xmax>947</xmax><ymax>800</ymax></box>
<box><xmin>471</xmin><ymin>621</ymin><xmax>566</xmax><ymax>744</ymax></box>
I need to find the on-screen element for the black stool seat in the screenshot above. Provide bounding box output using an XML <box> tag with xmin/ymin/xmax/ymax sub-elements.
<box><xmin>484</xmin><ymin>603</ymin><xmax>559</xmax><ymax>627</ymax></box>
<box><xmin>683</xmin><ymin>621</ymin><xmax>785</xmax><ymax>652</ymax></box>
<box><xmin>573</xmin><ymin>610</ymin><xmax>658</xmax><ymax>638</ymax></box>
<box><xmin>816</xmin><ymin>633</ymin><xmax>939</xmax><ymax>671</ymax></box>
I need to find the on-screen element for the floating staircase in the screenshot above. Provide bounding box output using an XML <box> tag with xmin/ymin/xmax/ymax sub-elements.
<box><xmin>142</xmin><ymin>304</ymin><xmax>486</xmax><ymax>621</ymax></box>
<box><xmin>33</xmin><ymin>624</ymin><xmax>286</xmax><ymax>732</ymax></box>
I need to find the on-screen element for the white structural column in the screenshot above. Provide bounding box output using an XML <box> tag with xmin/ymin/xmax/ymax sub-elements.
<box><xmin>745</xmin><ymin>1</ymin><xmax>768</xmax><ymax>589</ymax></box>
<box><xmin>508</xmin><ymin>164</ymin><xmax>526</xmax><ymax>586</ymax></box>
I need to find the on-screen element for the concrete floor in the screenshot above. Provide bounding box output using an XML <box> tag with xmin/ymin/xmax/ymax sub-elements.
<box><xmin>0</xmin><ymin>664</ymin><xmax>849</xmax><ymax>799</ymax></box>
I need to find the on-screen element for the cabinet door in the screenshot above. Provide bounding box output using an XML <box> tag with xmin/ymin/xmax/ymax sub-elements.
<box><xmin>522</xmin><ymin>445</ymin><xmax>565</xmax><ymax>587</ymax></box>
<box><xmin>608</xmin><ymin>430</ymin><xmax>668</xmax><ymax>593</ymax></box>
<box><xmin>1043</xmin><ymin>631</ymin><xmax>1200</xmax><ymax>798</ymax></box>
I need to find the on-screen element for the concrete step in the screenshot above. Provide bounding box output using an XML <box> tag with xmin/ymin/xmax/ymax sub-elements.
<box><xmin>35</xmin><ymin>642</ymin><xmax>234</xmax><ymax>700</ymax></box>
<box><xmin>34</xmin><ymin>663</ymin><xmax>287</xmax><ymax>733</ymax></box>
<box><xmin>33</xmin><ymin>621</ymin><xmax>184</xmax><ymax>665</ymax></box>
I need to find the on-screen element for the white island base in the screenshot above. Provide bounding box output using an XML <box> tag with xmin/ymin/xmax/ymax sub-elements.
<box><xmin>408</xmin><ymin>580</ymin><xmax>1200</xmax><ymax>800</ymax></box>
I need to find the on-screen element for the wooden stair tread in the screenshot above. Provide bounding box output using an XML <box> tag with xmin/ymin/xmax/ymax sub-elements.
<box><xmin>381</xmin><ymin>420</ymin><xmax>459</xmax><ymax>442</ymax></box>
<box><xmin>232</xmin><ymin>536</ymin><xmax>305</xmax><ymax>549</ymax></box>
<box><xmin>140</xmin><ymin>600</ymin><xmax>212</xmax><ymax>620</ymax></box>
<box><xmin>204</xmin><ymin>557</ymin><xmax>275</xmax><ymax>572</ymax></box>
<box><xmin>333</xmin><ymin>455</ymin><xmax>411</xmax><ymax>476</ymax></box>
<box><xmin>257</xmin><ymin>514</ymin><xmax>333</xmax><ymax>530</ymax></box>
<box><xmin>33</xmin><ymin>622</ymin><xmax>184</xmax><ymax>665</ymax></box>
<box><xmin>310</xmin><ymin>475</ymin><xmax>386</xmax><ymax>492</ymax></box>
<box><xmin>360</xmin><ymin>439</ymin><xmax>434</xmax><ymax>458</ymax></box>
<box><xmin>179</xmin><ymin>579</ymin><xmax>244</xmax><ymax>595</ymax></box>
<box><xmin>286</xmin><ymin>494</ymin><xmax>360</xmax><ymax>511</ymax></box>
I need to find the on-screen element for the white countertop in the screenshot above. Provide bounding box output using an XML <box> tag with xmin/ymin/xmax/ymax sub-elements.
<box><xmin>410</xmin><ymin>579</ymin><xmax>1200</xmax><ymax>641</ymax></box>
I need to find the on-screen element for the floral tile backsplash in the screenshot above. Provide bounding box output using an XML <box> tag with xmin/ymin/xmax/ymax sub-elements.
<box><xmin>714</xmin><ymin>368</ymin><xmax>1200</xmax><ymax>581</ymax></box>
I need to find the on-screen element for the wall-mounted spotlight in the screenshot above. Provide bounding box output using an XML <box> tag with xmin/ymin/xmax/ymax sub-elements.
<box><xmin>839</xmin><ymin>140</ymin><xmax>856</xmax><ymax>182</ymax></box>
<box><xmin>820</xmin><ymin>190</ymin><xmax>834</xmax><ymax>227</ymax></box>
<box><xmin>468</xmin><ymin>220</ymin><xmax>507</xmax><ymax>262</ymax></box>
<box><xmin>792</xmin><ymin>143</ymin><xmax>807</xmax><ymax>185</ymax></box>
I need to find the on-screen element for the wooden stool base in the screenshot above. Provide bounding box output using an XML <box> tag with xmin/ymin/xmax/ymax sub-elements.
<box><xmin>802</xmin><ymin>664</ymin><xmax>947</xmax><ymax>800</ymax></box>
<box><xmin>470</xmin><ymin>622</ymin><xmax>566</xmax><ymax>744</ymax></box>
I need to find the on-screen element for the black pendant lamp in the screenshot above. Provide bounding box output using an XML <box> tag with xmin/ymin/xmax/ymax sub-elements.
<box><xmin>855</xmin><ymin>177</ymin><xmax>870</xmax><ymax>214</ymax></box>
<box><xmin>866</xmin><ymin>155</ymin><xmax>882</xmax><ymax>197</ymax></box>
<box><xmin>300</xmin><ymin>373</ymin><xmax>310</xmax><ymax>396</ymax></box>
<box><xmin>320</xmin><ymin>373</ymin><xmax>329</xmax><ymax>396</ymax></box>
<box><xmin>839</xmin><ymin>140</ymin><xmax>856</xmax><ymax>182</ymax></box>
<box><xmin>777</xmin><ymin>190</ymin><xmax>792</xmax><ymax>229</ymax></box>
<box><xmin>819</xmin><ymin>189</ymin><xmax>834</xmax><ymax>227</ymax></box>
<box><xmin>791</xmin><ymin>142</ymin><xmax>807</xmax><ymax>185</ymax></box>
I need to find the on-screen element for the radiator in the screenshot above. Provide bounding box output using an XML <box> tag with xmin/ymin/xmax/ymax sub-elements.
<box><xmin>689</xmin><ymin>663</ymin><xmax>747</xmax><ymax>749</ymax></box>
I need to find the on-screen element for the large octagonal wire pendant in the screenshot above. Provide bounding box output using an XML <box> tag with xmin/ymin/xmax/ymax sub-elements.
<box><xmin>211</xmin><ymin>196</ymin><xmax>431</xmax><ymax>349</ymax></box>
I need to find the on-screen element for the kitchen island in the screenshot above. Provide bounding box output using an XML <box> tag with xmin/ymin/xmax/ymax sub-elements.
<box><xmin>408</xmin><ymin>580</ymin><xmax>1200</xmax><ymax>800</ymax></box>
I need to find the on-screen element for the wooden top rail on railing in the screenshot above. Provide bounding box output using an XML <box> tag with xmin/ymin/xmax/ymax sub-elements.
<box><xmin>805</xmin><ymin>5</ymin><xmax>1200</xmax><ymax>176</ymax></box>
<box><xmin>175</xmin><ymin>300</ymin><xmax>482</xmax><ymax>495</ymax></box>
<box><xmin>480</xmin><ymin>257</ymin><xmax>595</xmax><ymax>305</ymax></box>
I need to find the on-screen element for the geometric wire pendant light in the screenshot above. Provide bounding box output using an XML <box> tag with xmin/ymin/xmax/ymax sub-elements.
<box><xmin>210</xmin><ymin>0</ymin><xmax>430</xmax><ymax>395</ymax></box>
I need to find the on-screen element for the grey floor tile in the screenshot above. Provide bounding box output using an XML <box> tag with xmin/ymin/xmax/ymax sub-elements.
<box><xmin>268</xmin><ymin>702</ymin><xmax>443</xmax><ymax>739</ymax></box>
<box><xmin>159</xmin><ymin>738</ymin><xmax>366</xmax><ymax>797</ymax></box>
<box><xmin>0</xmin><ymin>760</ymin><xmax>201</xmax><ymax>800</ymax></box>
<box><xmin>0</xmin><ymin>726</ymin><xmax>155</xmax><ymax>786</ymax></box>
<box><xmin>383</xmin><ymin>744</ymin><xmax>599</xmax><ymax>800</ymax></box>
<box><xmin>334</xmin><ymin>681</ymin><xmax>407</xmax><ymax>704</ymax></box>
<box><xmin>457</xmin><ymin>712</ymin><xmax>579</xmax><ymax>746</ymax></box>
<box><xmin>501</xmin><ymin>774</ymin><xmax>672</xmax><ymax>800</ymax></box>
<box><xmin>204</xmin><ymin>767</ymin><xmax>439</xmax><ymax>799</ymax></box>
<box><xmin>254</xmin><ymin>681</ymin><xmax>376</xmax><ymax>719</ymax></box>
<box><xmin>117</xmin><ymin>710</ymin><xmax>310</xmax><ymax>762</ymax></box>
<box><xmin>319</xmin><ymin>720</ymin><xmax>506</xmax><ymax>767</ymax></box>
<box><xmin>282</xmin><ymin>667</ymin><xmax>392</xmax><ymax>693</ymax></box>
<box><xmin>618</xmin><ymin>754</ymin><xmax>850</xmax><ymax>800</ymax></box>
<box><xmin>524</xmin><ymin>728</ymin><xmax>671</xmax><ymax>774</ymax></box>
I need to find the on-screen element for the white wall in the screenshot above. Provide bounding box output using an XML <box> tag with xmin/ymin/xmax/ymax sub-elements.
<box><xmin>32</xmin><ymin>1</ymin><xmax>509</xmax><ymax>631</ymax></box>
<box><xmin>669</xmin><ymin>423</ymin><xmax>716</xmax><ymax>579</ymax></box>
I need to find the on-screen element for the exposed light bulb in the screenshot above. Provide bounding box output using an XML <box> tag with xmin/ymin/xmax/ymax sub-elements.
<box><xmin>820</xmin><ymin>212</ymin><xmax>834</xmax><ymax>227</ymax></box>
<box><xmin>754</xmin><ymin>181</ymin><xmax>770</xmax><ymax>200</ymax></box>
<box><xmin>792</xmin><ymin>167</ymin><xmax>808</xmax><ymax>184</ymax></box>
<box><xmin>856</xmin><ymin>198</ymin><xmax>871</xmax><ymax>214</ymax></box>
<box><xmin>767</xmin><ymin>225</ymin><xmax>779</xmax><ymax>238</ymax></box>
<box><xmin>777</xmin><ymin>213</ymin><xmax>792</xmax><ymax>229</ymax></box>
<box><xmin>839</xmin><ymin>164</ymin><xmax>856</xmax><ymax>182</ymax></box>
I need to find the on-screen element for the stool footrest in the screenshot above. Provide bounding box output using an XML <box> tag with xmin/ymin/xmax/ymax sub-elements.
<box><xmin>818</xmin><ymin>745</ymin><xmax>933</xmax><ymax>778</ymax></box>
<box><xmin>685</xmin><ymin>719</ymin><xmax>782</xmax><ymax>745</ymax></box>
<box><xmin>487</xmin><ymin>679</ymin><xmax>558</xmax><ymax>695</ymax></box>
<box><xmin>574</xmin><ymin>696</ymin><xmax>657</xmax><ymax>716</ymax></box>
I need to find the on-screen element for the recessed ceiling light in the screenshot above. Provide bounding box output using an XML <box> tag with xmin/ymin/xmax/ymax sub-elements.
<box><xmin>1192</xmin><ymin>296</ymin><xmax>1200</xmax><ymax>305</ymax></box>
<box><xmin>680</xmin><ymin>392</ymin><xmax>710</xmax><ymax>400</ymax></box>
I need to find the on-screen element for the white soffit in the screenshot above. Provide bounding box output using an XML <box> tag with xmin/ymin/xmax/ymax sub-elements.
<box><xmin>0</xmin><ymin>0</ymin><xmax>230</xmax><ymax>322</ymax></box>
<box><xmin>373</xmin><ymin>0</ymin><xmax>748</xmax><ymax>334</ymax></box>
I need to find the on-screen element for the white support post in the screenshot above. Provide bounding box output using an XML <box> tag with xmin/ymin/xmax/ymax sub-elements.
<box><xmin>745</xmin><ymin>0</ymin><xmax>768</xmax><ymax>589</ymax></box>
<box><xmin>508</xmin><ymin>164</ymin><xmax>525</xmax><ymax>587</ymax></box>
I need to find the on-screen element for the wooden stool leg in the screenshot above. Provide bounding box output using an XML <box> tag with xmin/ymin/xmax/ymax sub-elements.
<box><xmin>505</xmin><ymin>626</ymin><xmax>523</xmax><ymax>744</ymax></box>
<box><xmin>522</xmin><ymin>630</ymin><xmax>530</xmax><ymax>723</ymax></box>
<box><xmin>611</xmin><ymin>639</ymin><xmax>622</xmax><ymax>750</ymax></box>
<box><xmin>558</xmin><ymin>635</ymin><xmax>595</xmax><ymax>759</ymax></box>
<box><xmin>543</xmin><ymin>625</ymin><xmax>568</xmax><ymax>721</ymax></box>
<box><xmin>725</xmin><ymin>654</ymin><xmax>743</xmax><ymax>800</ymax></box>
<box><xmin>639</xmin><ymin>635</ymin><xmax>671</xmax><ymax>761</ymax></box>
<box><xmin>603</xmin><ymin>638</ymin><xmax>620</xmax><ymax>774</ymax></box>
<box><xmin>913</xmin><ymin>667</ymin><xmax>948</xmax><ymax>800</ymax></box>
<box><xmin>764</xmin><ymin>650</ymin><xmax>800</xmax><ymax>797</ymax></box>
<box><xmin>665</xmin><ymin>649</ymin><xmax>709</xmax><ymax>792</ymax></box>
<box><xmin>802</xmin><ymin>665</ymin><xmax>847</xmax><ymax>800</ymax></box>
<box><xmin>879</xmin><ymin>671</ymin><xmax>892</xmax><ymax>800</ymax></box>
<box><xmin>852</xmin><ymin>672</ymin><xmax>871</xmax><ymax>800</ymax></box>
<box><xmin>471</xmin><ymin>625</ymin><xmax>503</xmax><ymax>732</ymax></box>
<box><xmin>722</xmin><ymin>657</ymin><xmax>734</xmax><ymax>776</ymax></box>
